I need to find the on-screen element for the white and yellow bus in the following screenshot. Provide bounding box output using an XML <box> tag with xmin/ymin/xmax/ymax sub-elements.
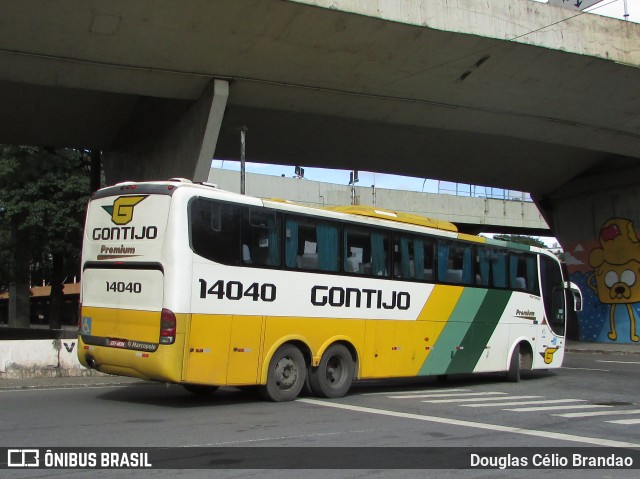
<box><xmin>78</xmin><ymin>179</ymin><xmax>581</xmax><ymax>401</ymax></box>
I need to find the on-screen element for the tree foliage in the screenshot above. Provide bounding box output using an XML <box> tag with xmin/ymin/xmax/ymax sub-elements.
<box><xmin>492</xmin><ymin>234</ymin><xmax>548</xmax><ymax>249</ymax></box>
<box><xmin>0</xmin><ymin>145</ymin><xmax>90</xmax><ymax>292</ymax></box>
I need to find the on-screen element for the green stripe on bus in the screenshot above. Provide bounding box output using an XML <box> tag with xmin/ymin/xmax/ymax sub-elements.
<box><xmin>418</xmin><ymin>288</ymin><xmax>487</xmax><ymax>376</ymax></box>
<box><xmin>445</xmin><ymin>290</ymin><xmax>513</xmax><ymax>375</ymax></box>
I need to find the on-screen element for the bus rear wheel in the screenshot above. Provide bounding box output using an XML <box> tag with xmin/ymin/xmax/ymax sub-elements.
<box><xmin>260</xmin><ymin>344</ymin><xmax>306</xmax><ymax>402</ymax></box>
<box><xmin>308</xmin><ymin>344</ymin><xmax>355</xmax><ymax>398</ymax></box>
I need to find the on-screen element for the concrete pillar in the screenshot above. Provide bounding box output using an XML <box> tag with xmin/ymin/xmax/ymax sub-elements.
<box><xmin>103</xmin><ymin>79</ymin><xmax>229</xmax><ymax>184</ymax></box>
<box><xmin>547</xmin><ymin>169</ymin><xmax>640</xmax><ymax>345</ymax></box>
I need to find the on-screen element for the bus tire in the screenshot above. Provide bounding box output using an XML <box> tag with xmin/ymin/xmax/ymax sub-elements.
<box><xmin>507</xmin><ymin>344</ymin><xmax>521</xmax><ymax>382</ymax></box>
<box><xmin>260</xmin><ymin>344</ymin><xmax>306</xmax><ymax>402</ymax></box>
<box><xmin>308</xmin><ymin>344</ymin><xmax>354</xmax><ymax>398</ymax></box>
<box><xmin>183</xmin><ymin>384</ymin><xmax>219</xmax><ymax>396</ymax></box>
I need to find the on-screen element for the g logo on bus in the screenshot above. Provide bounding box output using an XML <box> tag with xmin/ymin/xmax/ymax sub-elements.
<box><xmin>541</xmin><ymin>346</ymin><xmax>559</xmax><ymax>364</ymax></box>
<box><xmin>102</xmin><ymin>196</ymin><xmax>148</xmax><ymax>225</ymax></box>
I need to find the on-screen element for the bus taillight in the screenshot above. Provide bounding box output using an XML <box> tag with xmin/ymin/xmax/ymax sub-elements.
<box><xmin>159</xmin><ymin>308</ymin><xmax>176</xmax><ymax>345</ymax></box>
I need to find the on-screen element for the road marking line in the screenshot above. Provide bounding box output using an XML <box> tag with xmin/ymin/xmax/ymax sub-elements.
<box><xmin>563</xmin><ymin>367</ymin><xmax>610</xmax><ymax>372</ymax></box>
<box><xmin>389</xmin><ymin>391</ymin><xmax>507</xmax><ymax>400</ymax></box>
<box><xmin>298</xmin><ymin>398</ymin><xmax>640</xmax><ymax>448</ymax></box>
<box><xmin>423</xmin><ymin>395</ymin><xmax>539</xmax><ymax>404</ymax></box>
<box><xmin>463</xmin><ymin>399</ymin><xmax>581</xmax><ymax>408</ymax></box>
<box><xmin>503</xmin><ymin>404</ymin><xmax>612</xmax><ymax>412</ymax></box>
<box><xmin>597</xmin><ymin>360</ymin><xmax>640</xmax><ymax>365</ymax></box>
<box><xmin>553</xmin><ymin>409</ymin><xmax>640</xmax><ymax>418</ymax></box>
<box><xmin>606</xmin><ymin>419</ymin><xmax>640</xmax><ymax>425</ymax></box>
<box><xmin>362</xmin><ymin>388</ymin><xmax>470</xmax><ymax>396</ymax></box>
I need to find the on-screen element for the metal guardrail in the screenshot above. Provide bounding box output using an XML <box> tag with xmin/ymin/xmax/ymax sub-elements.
<box><xmin>436</xmin><ymin>181</ymin><xmax>533</xmax><ymax>202</ymax></box>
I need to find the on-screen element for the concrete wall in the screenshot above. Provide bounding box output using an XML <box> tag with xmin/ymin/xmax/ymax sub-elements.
<box><xmin>208</xmin><ymin>168</ymin><xmax>548</xmax><ymax>232</ymax></box>
<box><xmin>0</xmin><ymin>339</ymin><xmax>98</xmax><ymax>379</ymax></box>
<box><xmin>553</xmin><ymin>184</ymin><xmax>640</xmax><ymax>345</ymax></box>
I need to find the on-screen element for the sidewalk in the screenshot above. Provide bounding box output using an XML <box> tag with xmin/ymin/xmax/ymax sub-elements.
<box><xmin>0</xmin><ymin>374</ymin><xmax>145</xmax><ymax>391</ymax></box>
<box><xmin>565</xmin><ymin>339</ymin><xmax>640</xmax><ymax>355</ymax></box>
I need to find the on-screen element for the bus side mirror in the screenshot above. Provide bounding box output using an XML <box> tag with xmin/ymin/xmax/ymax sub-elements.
<box><xmin>566</xmin><ymin>281</ymin><xmax>583</xmax><ymax>312</ymax></box>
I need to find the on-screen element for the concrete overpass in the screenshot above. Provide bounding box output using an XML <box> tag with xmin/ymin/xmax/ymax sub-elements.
<box><xmin>210</xmin><ymin>167</ymin><xmax>550</xmax><ymax>236</ymax></box>
<box><xmin>1</xmin><ymin>0</ymin><xmax>639</xmax><ymax>343</ymax></box>
<box><xmin>1</xmin><ymin>1</ymin><xmax>638</xmax><ymax>195</ymax></box>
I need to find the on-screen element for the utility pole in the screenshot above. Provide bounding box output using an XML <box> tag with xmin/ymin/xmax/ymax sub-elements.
<box><xmin>624</xmin><ymin>0</ymin><xmax>629</xmax><ymax>21</ymax></box>
<box><xmin>349</xmin><ymin>170</ymin><xmax>359</xmax><ymax>205</ymax></box>
<box><xmin>239</xmin><ymin>126</ymin><xmax>248</xmax><ymax>195</ymax></box>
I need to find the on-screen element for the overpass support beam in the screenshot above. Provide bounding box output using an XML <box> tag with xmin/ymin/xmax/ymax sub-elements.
<box><xmin>103</xmin><ymin>79</ymin><xmax>229</xmax><ymax>183</ymax></box>
<box><xmin>539</xmin><ymin>167</ymin><xmax>640</xmax><ymax>345</ymax></box>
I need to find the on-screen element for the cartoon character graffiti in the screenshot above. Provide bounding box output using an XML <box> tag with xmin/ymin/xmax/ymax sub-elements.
<box><xmin>588</xmin><ymin>218</ymin><xmax>640</xmax><ymax>342</ymax></box>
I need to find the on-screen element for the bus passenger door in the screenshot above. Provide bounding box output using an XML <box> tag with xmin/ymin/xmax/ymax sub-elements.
<box><xmin>226</xmin><ymin>315</ymin><xmax>265</xmax><ymax>385</ymax></box>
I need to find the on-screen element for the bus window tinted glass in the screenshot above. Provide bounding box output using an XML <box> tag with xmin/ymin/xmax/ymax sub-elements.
<box><xmin>241</xmin><ymin>208</ymin><xmax>281</xmax><ymax>267</ymax></box>
<box><xmin>190</xmin><ymin>198</ymin><xmax>241</xmax><ymax>265</ymax></box>
<box><xmin>344</xmin><ymin>227</ymin><xmax>390</xmax><ymax>277</ymax></box>
<box><xmin>477</xmin><ymin>248</ymin><xmax>508</xmax><ymax>288</ymax></box>
<box><xmin>393</xmin><ymin>235</ymin><xmax>435</xmax><ymax>281</ymax></box>
<box><xmin>284</xmin><ymin>216</ymin><xmax>339</xmax><ymax>272</ymax></box>
<box><xmin>509</xmin><ymin>252</ymin><xmax>539</xmax><ymax>294</ymax></box>
<box><xmin>437</xmin><ymin>241</ymin><xmax>474</xmax><ymax>285</ymax></box>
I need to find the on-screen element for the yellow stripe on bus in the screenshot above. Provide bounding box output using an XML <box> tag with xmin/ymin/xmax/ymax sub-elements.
<box><xmin>417</xmin><ymin>284</ymin><xmax>463</xmax><ymax>323</ymax></box>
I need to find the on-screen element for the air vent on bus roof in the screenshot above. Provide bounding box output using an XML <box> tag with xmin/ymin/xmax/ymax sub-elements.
<box><xmin>168</xmin><ymin>178</ymin><xmax>193</xmax><ymax>183</ymax></box>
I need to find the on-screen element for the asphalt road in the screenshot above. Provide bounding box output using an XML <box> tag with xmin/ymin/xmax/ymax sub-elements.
<box><xmin>1</xmin><ymin>350</ymin><xmax>639</xmax><ymax>478</ymax></box>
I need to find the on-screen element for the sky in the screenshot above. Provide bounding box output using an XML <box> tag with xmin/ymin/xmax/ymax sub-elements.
<box><xmin>540</xmin><ymin>0</ymin><xmax>639</xmax><ymax>21</ymax></box>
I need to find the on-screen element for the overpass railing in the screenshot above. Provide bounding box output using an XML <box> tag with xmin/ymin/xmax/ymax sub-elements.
<box><xmin>437</xmin><ymin>181</ymin><xmax>533</xmax><ymax>202</ymax></box>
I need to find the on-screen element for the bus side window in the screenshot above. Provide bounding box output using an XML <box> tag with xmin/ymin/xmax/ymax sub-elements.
<box><xmin>526</xmin><ymin>254</ymin><xmax>539</xmax><ymax>295</ymax></box>
<box><xmin>509</xmin><ymin>253</ymin><xmax>527</xmax><ymax>290</ymax></box>
<box><xmin>241</xmin><ymin>208</ymin><xmax>281</xmax><ymax>267</ymax></box>
<box><xmin>285</xmin><ymin>216</ymin><xmax>339</xmax><ymax>272</ymax></box>
<box><xmin>491</xmin><ymin>250</ymin><xmax>508</xmax><ymax>288</ymax></box>
<box><xmin>316</xmin><ymin>222</ymin><xmax>339</xmax><ymax>272</ymax></box>
<box><xmin>507</xmin><ymin>252</ymin><xmax>539</xmax><ymax>294</ymax></box>
<box><xmin>344</xmin><ymin>226</ymin><xmax>389</xmax><ymax>277</ymax></box>
<box><xmin>189</xmin><ymin>199</ymin><xmax>241</xmax><ymax>265</ymax></box>
<box><xmin>394</xmin><ymin>235</ymin><xmax>434</xmax><ymax>281</ymax></box>
<box><xmin>438</xmin><ymin>241</ymin><xmax>474</xmax><ymax>285</ymax></box>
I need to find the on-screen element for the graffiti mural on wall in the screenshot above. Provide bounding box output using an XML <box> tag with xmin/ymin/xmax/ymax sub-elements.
<box><xmin>565</xmin><ymin>218</ymin><xmax>640</xmax><ymax>343</ymax></box>
<box><xmin>588</xmin><ymin>219</ymin><xmax>640</xmax><ymax>342</ymax></box>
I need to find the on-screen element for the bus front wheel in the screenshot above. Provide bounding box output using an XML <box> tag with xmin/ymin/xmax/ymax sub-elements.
<box><xmin>308</xmin><ymin>344</ymin><xmax>355</xmax><ymax>398</ymax></box>
<box><xmin>260</xmin><ymin>344</ymin><xmax>306</xmax><ymax>402</ymax></box>
<box><xmin>507</xmin><ymin>343</ymin><xmax>530</xmax><ymax>383</ymax></box>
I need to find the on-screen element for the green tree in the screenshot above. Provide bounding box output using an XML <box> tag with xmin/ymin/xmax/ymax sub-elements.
<box><xmin>492</xmin><ymin>234</ymin><xmax>548</xmax><ymax>249</ymax></box>
<box><xmin>0</xmin><ymin>146</ymin><xmax>90</xmax><ymax>328</ymax></box>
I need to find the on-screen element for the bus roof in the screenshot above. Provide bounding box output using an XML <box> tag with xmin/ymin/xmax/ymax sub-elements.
<box><xmin>94</xmin><ymin>180</ymin><xmax>552</xmax><ymax>254</ymax></box>
<box><xmin>324</xmin><ymin>205</ymin><xmax>458</xmax><ymax>233</ymax></box>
